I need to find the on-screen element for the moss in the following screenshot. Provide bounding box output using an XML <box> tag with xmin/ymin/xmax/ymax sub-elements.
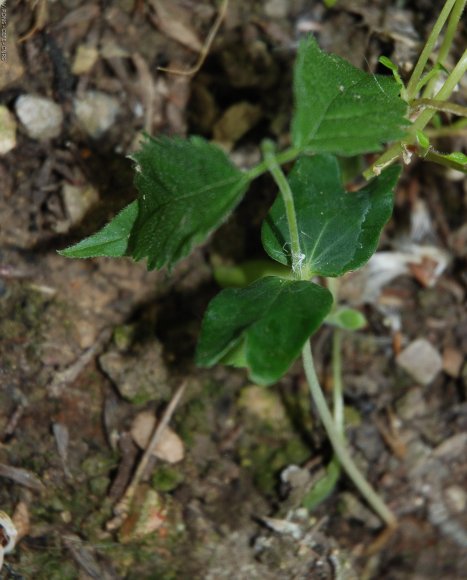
<box><xmin>151</xmin><ymin>466</ymin><xmax>184</xmax><ymax>492</ymax></box>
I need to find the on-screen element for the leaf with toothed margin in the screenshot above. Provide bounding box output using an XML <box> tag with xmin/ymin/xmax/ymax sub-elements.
<box><xmin>292</xmin><ymin>36</ymin><xmax>409</xmax><ymax>155</ymax></box>
<box><xmin>58</xmin><ymin>201</ymin><xmax>138</xmax><ymax>259</ymax></box>
<box><xmin>127</xmin><ymin>135</ymin><xmax>250</xmax><ymax>271</ymax></box>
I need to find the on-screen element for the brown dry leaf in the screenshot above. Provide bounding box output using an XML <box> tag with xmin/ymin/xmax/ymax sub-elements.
<box><xmin>149</xmin><ymin>0</ymin><xmax>203</xmax><ymax>52</ymax></box>
<box><xmin>131</xmin><ymin>411</ymin><xmax>184</xmax><ymax>464</ymax></box>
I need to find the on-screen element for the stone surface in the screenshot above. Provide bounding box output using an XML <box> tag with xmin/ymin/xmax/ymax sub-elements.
<box><xmin>99</xmin><ymin>342</ymin><xmax>169</xmax><ymax>403</ymax></box>
<box><xmin>0</xmin><ymin>106</ymin><xmax>16</xmax><ymax>154</ymax></box>
<box><xmin>396</xmin><ymin>338</ymin><xmax>442</xmax><ymax>385</ymax></box>
<box><xmin>131</xmin><ymin>411</ymin><xmax>184</xmax><ymax>463</ymax></box>
<box><xmin>74</xmin><ymin>91</ymin><xmax>120</xmax><ymax>138</ymax></box>
<box><xmin>15</xmin><ymin>95</ymin><xmax>63</xmax><ymax>140</ymax></box>
<box><xmin>55</xmin><ymin>182</ymin><xmax>99</xmax><ymax>233</ymax></box>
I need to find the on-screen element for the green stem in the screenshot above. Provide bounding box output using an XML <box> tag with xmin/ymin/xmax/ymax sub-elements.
<box><xmin>422</xmin><ymin>0</ymin><xmax>467</xmax><ymax>98</ymax></box>
<box><xmin>332</xmin><ymin>329</ymin><xmax>344</xmax><ymax>437</ymax></box>
<box><xmin>261</xmin><ymin>140</ymin><xmax>303</xmax><ymax>275</ymax></box>
<box><xmin>246</xmin><ymin>145</ymin><xmax>300</xmax><ymax>182</ymax></box>
<box><xmin>302</xmin><ymin>341</ymin><xmax>397</xmax><ymax>527</ymax></box>
<box><xmin>406</xmin><ymin>0</ymin><xmax>458</xmax><ymax>99</ymax></box>
<box><xmin>363</xmin><ymin>48</ymin><xmax>467</xmax><ymax>179</ymax></box>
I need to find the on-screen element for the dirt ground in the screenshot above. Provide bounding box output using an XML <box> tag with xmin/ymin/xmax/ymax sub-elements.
<box><xmin>0</xmin><ymin>0</ymin><xmax>466</xmax><ymax>578</ymax></box>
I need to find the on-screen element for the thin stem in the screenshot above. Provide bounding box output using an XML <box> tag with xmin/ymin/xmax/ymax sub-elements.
<box><xmin>364</xmin><ymin>48</ymin><xmax>467</xmax><ymax>179</ymax></box>
<box><xmin>302</xmin><ymin>341</ymin><xmax>397</xmax><ymax>527</ymax></box>
<box><xmin>262</xmin><ymin>140</ymin><xmax>303</xmax><ymax>275</ymax></box>
<box><xmin>422</xmin><ymin>0</ymin><xmax>467</xmax><ymax>98</ymax></box>
<box><xmin>332</xmin><ymin>329</ymin><xmax>344</xmax><ymax>437</ymax></box>
<box><xmin>245</xmin><ymin>145</ymin><xmax>300</xmax><ymax>182</ymax></box>
<box><xmin>406</xmin><ymin>0</ymin><xmax>457</xmax><ymax>99</ymax></box>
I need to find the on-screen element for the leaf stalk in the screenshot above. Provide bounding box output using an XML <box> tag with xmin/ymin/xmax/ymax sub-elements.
<box><xmin>302</xmin><ymin>340</ymin><xmax>397</xmax><ymax>528</ymax></box>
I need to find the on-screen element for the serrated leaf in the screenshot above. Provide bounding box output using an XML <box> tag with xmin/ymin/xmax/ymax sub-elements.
<box><xmin>128</xmin><ymin>135</ymin><xmax>249</xmax><ymax>270</ymax></box>
<box><xmin>58</xmin><ymin>201</ymin><xmax>138</xmax><ymax>259</ymax></box>
<box><xmin>196</xmin><ymin>276</ymin><xmax>333</xmax><ymax>385</ymax></box>
<box><xmin>262</xmin><ymin>155</ymin><xmax>400</xmax><ymax>277</ymax></box>
<box><xmin>292</xmin><ymin>36</ymin><xmax>409</xmax><ymax>155</ymax></box>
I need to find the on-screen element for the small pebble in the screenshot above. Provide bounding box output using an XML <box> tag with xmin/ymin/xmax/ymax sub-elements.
<box><xmin>0</xmin><ymin>106</ymin><xmax>17</xmax><ymax>154</ymax></box>
<box><xmin>15</xmin><ymin>95</ymin><xmax>63</xmax><ymax>140</ymax></box>
<box><xmin>74</xmin><ymin>91</ymin><xmax>120</xmax><ymax>138</ymax></box>
<box><xmin>396</xmin><ymin>338</ymin><xmax>442</xmax><ymax>385</ymax></box>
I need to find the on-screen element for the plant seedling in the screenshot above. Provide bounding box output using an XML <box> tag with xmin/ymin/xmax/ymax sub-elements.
<box><xmin>60</xmin><ymin>0</ymin><xmax>467</xmax><ymax>529</ymax></box>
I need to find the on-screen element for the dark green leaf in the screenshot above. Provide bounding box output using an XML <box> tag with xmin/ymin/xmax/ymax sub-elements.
<box><xmin>58</xmin><ymin>201</ymin><xmax>138</xmax><ymax>259</ymax></box>
<box><xmin>128</xmin><ymin>135</ymin><xmax>249</xmax><ymax>270</ymax></box>
<box><xmin>292</xmin><ymin>36</ymin><xmax>409</xmax><ymax>155</ymax></box>
<box><xmin>196</xmin><ymin>276</ymin><xmax>333</xmax><ymax>385</ymax></box>
<box><xmin>262</xmin><ymin>155</ymin><xmax>400</xmax><ymax>277</ymax></box>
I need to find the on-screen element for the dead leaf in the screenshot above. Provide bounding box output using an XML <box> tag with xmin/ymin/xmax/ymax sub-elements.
<box><xmin>149</xmin><ymin>0</ymin><xmax>203</xmax><ymax>52</ymax></box>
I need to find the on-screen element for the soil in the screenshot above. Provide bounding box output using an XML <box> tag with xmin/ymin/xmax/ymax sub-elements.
<box><xmin>0</xmin><ymin>0</ymin><xmax>466</xmax><ymax>578</ymax></box>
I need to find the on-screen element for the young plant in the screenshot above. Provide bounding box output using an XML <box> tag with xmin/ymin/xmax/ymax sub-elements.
<box><xmin>60</xmin><ymin>0</ymin><xmax>466</xmax><ymax>529</ymax></box>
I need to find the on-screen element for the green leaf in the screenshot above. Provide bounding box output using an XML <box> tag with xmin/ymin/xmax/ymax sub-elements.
<box><xmin>213</xmin><ymin>259</ymin><xmax>292</xmax><ymax>288</ymax></box>
<box><xmin>325</xmin><ymin>307</ymin><xmax>367</xmax><ymax>330</ymax></box>
<box><xmin>196</xmin><ymin>276</ymin><xmax>333</xmax><ymax>385</ymax></box>
<box><xmin>58</xmin><ymin>201</ymin><xmax>138</xmax><ymax>259</ymax></box>
<box><xmin>128</xmin><ymin>135</ymin><xmax>249</xmax><ymax>270</ymax></box>
<box><xmin>303</xmin><ymin>456</ymin><xmax>341</xmax><ymax>511</ymax></box>
<box><xmin>262</xmin><ymin>155</ymin><xmax>400</xmax><ymax>277</ymax></box>
<box><xmin>442</xmin><ymin>151</ymin><xmax>467</xmax><ymax>166</ymax></box>
<box><xmin>416</xmin><ymin>130</ymin><xmax>430</xmax><ymax>150</ymax></box>
<box><xmin>292</xmin><ymin>37</ymin><xmax>409</xmax><ymax>155</ymax></box>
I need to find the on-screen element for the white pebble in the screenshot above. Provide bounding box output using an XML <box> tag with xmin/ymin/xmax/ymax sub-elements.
<box><xmin>74</xmin><ymin>91</ymin><xmax>120</xmax><ymax>138</ymax></box>
<box><xmin>15</xmin><ymin>94</ymin><xmax>63</xmax><ymax>140</ymax></box>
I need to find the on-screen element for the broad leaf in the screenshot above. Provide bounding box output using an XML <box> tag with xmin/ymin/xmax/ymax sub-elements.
<box><xmin>196</xmin><ymin>276</ymin><xmax>333</xmax><ymax>385</ymax></box>
<box><xmin>262</xmin><ymin>155</ymin><xmax>400</xmax><ymax>277</ymax></box>
<box><xmin>58</xmin><ymin>201</ymin><xmax>138</xmax><ymax>259</ymax></box>
<box><xmin>128</xmin><ymin>135</ymin><xmax>249</xmax><ymax>270</ymax></box>
<box><xmin>292</xmin><ymin>36</ymin><xmax>409</xmax><ymax>155</ymax></box>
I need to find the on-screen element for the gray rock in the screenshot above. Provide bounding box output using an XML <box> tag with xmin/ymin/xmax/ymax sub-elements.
<box><xmin>15</xmin><ymin>95</ymin><xmax>63</xmax><ymax>140</ymax></box>
<box><xmin>99</xmin><ymin>342</ymin><xmax>169</xmax><ymax>403</ymax></box>
<box><xmin>396</xmin><ymin>338</ymin><xmax>442</xmax><ymax>385</ymax></box>
<box><xmin>74</xmin><ymin>91</ymin><xmax>120</xmax><ymax>138</ymax></box>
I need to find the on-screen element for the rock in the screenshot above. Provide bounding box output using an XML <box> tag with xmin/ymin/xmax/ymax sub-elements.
<box><xmin>99</xmin><ymin>342</ymin><xmax>169</xmax><ymax>403</ymax></box>
<box><xmin>442</xmin><ymin>347</ymin><xmax>464</xmax><ymax>378</ymax></box>
<box><xmin>60</xmin><ymin>182</ymin><xmax>99</xmax><ymax>228</ymax></box>
<box><xmin>131</xmin><ymin>411</ymin><xmax>184</xmax><ymax>463</ymax></box>
<box><xmin>0</xmin><ymin>106</ymin><xmax>16</xmax><ymax>154</ymax></box>
<box><xmin>74</xmin><ymin>91</ymin><xmax>120</xmax><ymax>138</ymax></box>
<box><xmin>264</xmin><ymin>0</ymin><xmax>288</xmax><ymax>18</ymax></box>
<box><xmin>15</xmin><ymin>95</ymin><xmax>64</xmax><ymax>140</ymax></box>
<box><xmin>396</xmin><ymin>338</ymin><xmax>442</xmax><ymax>385</ymax></box>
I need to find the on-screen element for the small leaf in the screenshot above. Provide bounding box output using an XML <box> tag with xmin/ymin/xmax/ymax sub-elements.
<box><xmin>213</xmin><ymin>259</ymin><xmax>292</xmax><ymax>288</ymax></box>
<box><xmin>262</xmin><ymin>155</ymin><xmax>400</xmax><ymax>277</ymax></box>
<box><xmin>416</xmin><ymin>130</ymin><xmax>430</xmax><ymax>150</ymax></box>
<box><xmin>58</xmin><ymin>201</ymin><xmax>138</xmax><ymax>258</ymax></box>
<box><xmin>196</xmin><ymin>276</ymin><xmax>333</xmax><ymax>385</ymax></box>
<box><xmin>128</xmin><ymin>135</ymin><xmax>250</xmax><ymax>270</ymax></box>
<box><xmin>292</xmin><ymin>36</ymin><xmax>409</xmax><ymax>155</ymax></box>
<box><xmin>378</xmin><ymin>56</ymin><xmax>397</xmax><ymax>72</ymax></box>
<box><xmin>442</xmin><ymin>151</ymin><xmax>467</xmax><ymax>166</ymax></box>
<box><xmin>303</xmin><ymin>456</ymin><xmax>341</xmax><ymax>511</ymax></box>
<box><xmin>325</xmin><ymin>308</ymin><xmax>367</xmax><ymax>330</ymax></box>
